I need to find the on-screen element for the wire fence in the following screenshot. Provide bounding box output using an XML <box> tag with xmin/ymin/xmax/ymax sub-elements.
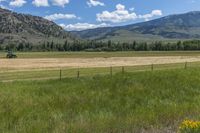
<box><xmin>1</xmin><ymin>61</ymin><xmax>200</xmax><ymax>82</ymax></box>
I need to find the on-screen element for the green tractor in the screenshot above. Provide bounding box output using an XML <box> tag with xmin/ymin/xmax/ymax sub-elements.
<box><xmin>6</xmin><ymin>51</ymin><xmax>17</xmax><ymax>58</ymax></box>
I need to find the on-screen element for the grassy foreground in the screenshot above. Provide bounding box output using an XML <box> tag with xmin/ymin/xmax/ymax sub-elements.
<box><xmin>0</xmin><ymin>68</ymin><xmax>200</xmax><ymax>133</ymax></box>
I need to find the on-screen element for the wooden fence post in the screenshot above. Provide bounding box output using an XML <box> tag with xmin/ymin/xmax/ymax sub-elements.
<box><xmin>110</xmin><ymin>66</ymin><xmax>113</xmax><ymax>77</ymax></box>
<box><xmin>77</xmin><ymin>68</ymin><xmax>80</xmax><ymax>78</ymax></box>
<box><xmin>151</xmin><ymin>64</ymin><xmax>154</xmax><ymax>71</ymax></box>
<box><xmin>185</xmin><ymin>62</ymin><xmax>187</xmax><ymax>69</ymax></box>
<box><xmin>60</xmin><ymin>69</ymin><xmax>62</xmax><ymax>80</ymax></box>
<box><xmin>122</xmin><ymin>66</ymin><xmax>125</xmax><ymax>74</ymax></box>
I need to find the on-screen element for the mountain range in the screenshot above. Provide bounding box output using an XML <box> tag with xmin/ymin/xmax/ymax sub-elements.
<box><xmin>1</xmin><ymin>8</ymin><xmax>200</xmax><ymax>45</ymax></box>
<box><xmin>72</xmin><ymin>11</ymin><xmax>200</xmax><ymax>42</ymax></box>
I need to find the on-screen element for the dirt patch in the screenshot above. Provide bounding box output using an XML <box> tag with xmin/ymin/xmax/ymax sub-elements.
<box><xmin>1</xmin><ymin>56</ymin><xmax>200</xmax><ymax>71</ymax></box>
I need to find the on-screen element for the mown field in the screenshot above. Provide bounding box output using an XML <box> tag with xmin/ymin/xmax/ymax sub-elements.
<box><xmin>0</xmin><ymin>68</ymin><xmax>200</xmax><ymax>133</ymax></box>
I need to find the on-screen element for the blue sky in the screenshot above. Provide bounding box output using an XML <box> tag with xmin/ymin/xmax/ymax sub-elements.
<box><xmin>0</xmin><ymin>0</ymin><xmax>200</xmax><ymax>31</ymax></box>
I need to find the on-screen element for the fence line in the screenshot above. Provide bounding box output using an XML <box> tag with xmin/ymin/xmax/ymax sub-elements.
<box><xmin>1</xmin><ymin>61</ymin><xmax>200</xmax><ymax>82</ymax></box>
<box><xmin>54</xmin><ymin>62</ymin><xmax>200</xmax><ymax>81</ymax></box>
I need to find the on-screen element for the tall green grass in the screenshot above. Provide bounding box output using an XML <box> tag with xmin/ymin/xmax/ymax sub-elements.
<box><xmin>0</xmin><ymin>68</ymin><xmax>200</xmax><ymax>132</ymax></box>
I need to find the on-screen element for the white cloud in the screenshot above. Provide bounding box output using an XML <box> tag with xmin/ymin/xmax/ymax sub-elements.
<box><xmin>129</xmin><ymin>7</ymin><xmax>134</xmax><ymax>11</ymax></box>
<box><xmin>32</xmin><ymin>0</ymin><xmax>49</xmax><ymax>7</ymax></box>
<box><xmin>44</xmin><ymin>13</ymin><xmax>78</xmax><ymax>21</ymax></box>
<box><xmin>9</xmin><ymin>0</ymin><xmax>26</xmax><ymax>7</ymax></box>
<box><xmin>52</xmin><ymin>0</ymin><xmax>69</xmax><ymax>7</ymax></box>
<box><xmin>97</xmin><ymin>4</ymin><xmax>137</xmax><ymax>23</ymax></box>
<box><xmin>60</xmin><ymin>23</ymin><xmax>109</xmax><ymax>31</ymax></box>
<box><xmin>139</xmin><ymin>10</ymin><xmax>162</xmax><ymax>21</ymax></box>
<box><xmin>97</xmin><ymin>4</ymin><xmax>162</xmax><ymax>23</ymax></box>
<box><xmin>116</xmin><ymin>4</ymin><xmax>125</xmax><ymax>10</ymax></box>
<box><xmin>87</xmin><ymin>0</ymin><xmax>104</xmax><ymax>7</ymax></box>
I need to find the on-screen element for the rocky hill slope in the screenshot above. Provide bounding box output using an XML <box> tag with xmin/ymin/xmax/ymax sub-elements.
<box><xmin>0</xmin><ymin>8</ymin><xmax>75</xmax><ymax>45</ymax></box>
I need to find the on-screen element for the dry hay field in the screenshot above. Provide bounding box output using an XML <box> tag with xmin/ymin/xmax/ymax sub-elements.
<box><xmin>1</xmin><ymin>55</ymin><xmax>200</xmax><ymax>71</ymax></box>
<box><xmin>4</xmin><ymin>51</ymin><xmax>200</xmax><ymax>81</ymax></box>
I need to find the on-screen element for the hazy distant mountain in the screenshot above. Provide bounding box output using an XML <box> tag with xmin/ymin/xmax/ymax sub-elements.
<box><xmin>0</xmin><ymin>8</ymin><xmax>75</xmax><ymax>45</ymax></box>
<box><xmin>72</xmin><ymin>11</ymin><xmax>200</xmax><ymax>42</ymax></box>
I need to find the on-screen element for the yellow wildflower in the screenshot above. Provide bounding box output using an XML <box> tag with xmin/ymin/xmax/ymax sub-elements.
<box><xmin>178</xmin><ymin>120</ymin><xmax>200</xmax><ymax>133</ymax></box>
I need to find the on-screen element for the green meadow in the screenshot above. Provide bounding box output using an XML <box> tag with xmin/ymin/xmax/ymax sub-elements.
<box><xmin>0</xmin><ymin>68</ymin><xmax>200</xmax><ymax>132</ymax></box>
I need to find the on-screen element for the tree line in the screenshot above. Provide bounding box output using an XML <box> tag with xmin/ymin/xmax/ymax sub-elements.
<box><xmin>1</xmin><ymin>40</ymin><xmax>200</xmax><ymax>52</ymax></box>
